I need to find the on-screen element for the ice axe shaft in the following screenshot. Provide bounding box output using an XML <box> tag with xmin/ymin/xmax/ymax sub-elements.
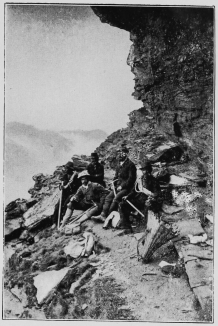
<box><xmin>57</xmin><ymin>182</ymin><xmax>63</xmax><ymax>229</ymax></box>
<box><xmin>126</xmin><ymin>199</ymin><xmax>144</xmax><ymax>218</ymax></box>
<box><xmin>112</xmin><ymin>179</ymin><xmax>118</xmax><ymax>196</ymax></box>
<box><xmin>68</xmin><ymin>205</ymin><xmax>96</xmax><ymax>225</ymax></box>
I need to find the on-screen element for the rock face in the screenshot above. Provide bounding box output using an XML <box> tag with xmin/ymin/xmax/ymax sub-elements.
<box><xmin>92</xmin><ymin>6</ymin><xmax>213</xmax><ymax>188</ymax></box>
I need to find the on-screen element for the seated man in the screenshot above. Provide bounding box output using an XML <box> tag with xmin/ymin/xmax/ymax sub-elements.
<box><xmin>93</xmin><ymin>146</ymin><xmax>136</xmax><ymax>223</ymax></box>
<box><xmin>118</xmin><ymin>161</ymin><xmax>163</xmax><ymax>230</ymax></box>
<box><xmin>60</xmin><ymin>170</ymin><xmax>109</xmax><ymax>228</ymax></box>
<box><xmin>52</xmin><ymin>161</ymin><xmax>80</xmax><ymax>226</ymax></box>
<box><xmin>87</xmin><ymin>152</ymin><xmax>105</xmax><ymax>186</ymax></box>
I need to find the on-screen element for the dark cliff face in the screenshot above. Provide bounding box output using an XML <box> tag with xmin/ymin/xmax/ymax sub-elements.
<box><xmin>92</xmin><ymin>6</ymin><xmax>214</xmax><ymax>178</ymax></box>
<box><xmin>92</xmin><ymin>6</ymin><xmax>213</xmax><ymax>33</ymax></box>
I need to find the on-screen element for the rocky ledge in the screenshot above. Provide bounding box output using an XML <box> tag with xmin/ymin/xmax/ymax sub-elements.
<box><xmin>4</xmin><ymin>144</ymin><xmax>213</xmax><ymax>321</ymax></box>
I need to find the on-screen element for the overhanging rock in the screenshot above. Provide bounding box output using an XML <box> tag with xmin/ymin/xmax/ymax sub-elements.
<box><xmin>149</xmin><ymin>142</ymin><xmax>184</xmax><ymax>164</ymax></box>
<box><xmin>91</xmin><ymin>6</ymin><xmax>213</xmax><ymax>32</ymax></box>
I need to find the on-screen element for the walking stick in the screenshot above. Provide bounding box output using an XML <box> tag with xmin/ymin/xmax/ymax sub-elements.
<box><xmin>57</xmin><ymin>182</ymin><xmax>63</xmax><ymax>230</ymax></box>
<box><xmin>68</xmin><ymin>205</ymin><xmax>96</xmax><ymax>225</ymax></box>
<box><xmin>126</xmin><ymin>199</ymin><xmax>145</xmax><ymax>218</ymax></box>
<box><xmin>112</xmin><ymin>179</ymin><xmax>118</xmax><ymax>196</ymax></box>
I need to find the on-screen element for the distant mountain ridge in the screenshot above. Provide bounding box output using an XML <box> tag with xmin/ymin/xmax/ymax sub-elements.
<box><xmin>6</xmin><ymin>122</ymin><xmax>74</xmax><ymax>150</ymax></box>
<box><xmin>5</xmin><ymin>122</ymin><xmax>108</xmax><ymax>203</ymax></box>
<box><xmin>59</xmin><ymin>129</ymin><xmax>108</xmax><ymax>140</ymax></box>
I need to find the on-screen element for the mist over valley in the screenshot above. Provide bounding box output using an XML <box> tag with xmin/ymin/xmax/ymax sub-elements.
<box><xmin>4</xmin><ymin>122</ymin><xmax>107</xmax><ymax>204</ymax></box>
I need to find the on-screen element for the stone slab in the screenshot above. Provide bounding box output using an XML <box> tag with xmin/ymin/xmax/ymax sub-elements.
<box><xmin>162</xmin><ymin>204</ymin><xmax>184</xmax><ymax>215</ymax></box>
<box><xmin>174</xmin><ymin>240</ymin><xmax>213</xmax><ymax>312</ymax></box>
<box><xmin>178</xmin><ymin>172</ymin><xmax>201</xmax><ymax>181</ymax></box>
<box><xmin>34</xmin><ymin>267</ymin><xmax>69</xmax><ymax>304</ymax></box>
<box><xmin>169</xmin><ymin>175</ymin><xmax>191</xmax><ymax>186</ymax></box>
<box><xmin>185</xmin><ymin>259</ymin><xmax>213</xmax><ymax>289</ymax></box>
<box><xmin>24</xmin><ymin>189</ymin><xmax>59</xmax><ymax>230</ymax></box>
<box><xmin>177</xmin><ymin>243</ymin><xmax>213</xmax><ymax>263</ymax></box>
<box><xmin>193</xmin><ymin>286</ymin><xmax>213</xmax><ymax>311</ymax></box>
<box><xmin>172</xmin><ymin>219</ymin><xmax>205</xmax><ymax>237</ymax></box>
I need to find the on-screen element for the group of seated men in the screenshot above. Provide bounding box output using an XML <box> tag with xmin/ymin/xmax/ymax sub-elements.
<box><xmin>53</xmin><ymin>146</ymin><xmax>163</xmax><ymax>231</ymax></box>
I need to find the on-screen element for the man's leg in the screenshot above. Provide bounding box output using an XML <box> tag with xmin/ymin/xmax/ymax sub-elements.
<box><xmin>77</xmin><ymin>205</ymin><xmax>99</xmax><ymax>224</ymax></box>
<box><xmin>92</xmin><ymin>191</ymin><xmax>114</xmax><ymax>222</ymax></box>
<box><xmin>61</xmin><ymin>194</ymin><xmax>73</xmax><ymax>220</ymax></box>
<box><xmin>118</xmin><ymin>194</ymin><xmax>147</xmax><ymax>230</ymax></box>
<box><xmin>108</xmin><ymin>189</ymin><xmax>129</xmax><ymax>215</ymax></box>
<box><xmin>52</xmin><ymin>201</ymin><xmax>59</xmax><ymax>225</ymax></box>
<box><xmin>61</xmin><ymin>200</ymin><xmax>91</xmax><ymax>228</ymax></box>
<box><xmin>52</xmin><ymin>191</ymin><xmax>70</xmax><ymax>226</ymax></box>
<box><xmin>60</xmin><ymin>201</ymin><xmax>75</xmax><ymax>228</ymax></box>
<box><xmin>118</xmin><ymin>200</ymin><xmax>132</xmax><ymax>229</ymax></box>
<box><xmin>130</xmin><ymin>194</ymin><xmax>148</xmax><ymax>229</ymax></box>
<box><xmin>100</xmin><ymin>191</ymin><xmax>115</xmax><ymax>217</ymax></box>
<box><xmin>68</xmin><ymin>201</ymin><xmax>94</xmax><ymax>225</ymax></box>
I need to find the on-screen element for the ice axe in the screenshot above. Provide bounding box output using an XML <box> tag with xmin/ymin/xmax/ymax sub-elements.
<box><xmin>57</xmin><ymin>181</ymin><xmax>63</xmax><ymax>230</ymax></box>
<box><xmin>68</xmin><ymin>205</ymin><xmax>96</xmax><ymax>225</ymax></box>
<box><xmin>126</xmin><ymin>199</ymin><xmax>145</xmax><ymax>218</ymax></box>
<box><xmin>111</xmin><ymin>179</ymin><xmax>118</xmax><ymax>196</ymax></box>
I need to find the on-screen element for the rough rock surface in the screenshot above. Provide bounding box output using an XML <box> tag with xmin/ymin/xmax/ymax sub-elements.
<box><xmin>4</xmin><ymin>156</ymin><xmax>90</xmax><ymax>238</ymax></box>
<box><xmin>93</xmin><ymin>6</ymin><xmax>213</xmax><ymax>192</ymax></box>
<box><xmin>4</xmin><ymin>167</ymin><xmax>213</xmax><ymax>321</ymax></box>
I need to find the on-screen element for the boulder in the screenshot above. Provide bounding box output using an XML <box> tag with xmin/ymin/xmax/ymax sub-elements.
<box><xmin>5</xmin><ymin>199</ymin><xmax>28</xmax><ymax>220</ymax></box>
<box><xmin>33</xmin><ymin>268</ymin><xmax>70</xmax><ymax>305</ymax></box>
<box><xmin>149</xmin><ymin>143</ymin><xmax>184</xmax><ymax>164</ymax></box>
<box><xmin>162</xmin><ymin>204</ymin><xmax>184</xmax><ymax>215</ymax></box>
<box><xmin>5</xmin><ymin>218</ymin><xmax>23</xmax><ymax>241</ymax></box>
<box><xmin>172</xmin><ymin>219</ymin><xmax>205</xmax><ymax>237</ymax></box>
<box><xmin>71</xmin><ymin>155</ymin><xmax>89</xmax><ymax>172</ymax></box>
<box><xmin>23</xmin><ymin>188</ymin><xmax>60</xmax><ymax>231</ymax></box>
<box><xmin>169</xmin><ymin>175</ymin><xmax>191</xmax><ymax>186</ymax></box>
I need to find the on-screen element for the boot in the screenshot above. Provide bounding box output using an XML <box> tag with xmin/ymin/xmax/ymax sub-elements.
<box><xmin>103</xmin><ymin>214</ymin><xmax>113</xmax><ymax>229</ymax></box>
<box><xmin>108</xmin><ymin>201</ymin><xmax>118</xmax><ymax>215</ymax></box>
<box><xmin>91</xmin><ymin>214</ymin><xmax>106</xmax><ymax>223</ymax></box>
<box><xmin>117</xmin><ymin>206</ymin><xmax>132</xmax><ymax>230</ymax></box>
<box><xmin>60</xmin><ymin>208</ymin><xmax>73</xmax><ymax>229</ymax></box>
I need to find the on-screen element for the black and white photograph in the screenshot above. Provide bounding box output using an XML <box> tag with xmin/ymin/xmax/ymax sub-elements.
<box><xmin>3</xmin><ymin>1</ymin><xmax>215</xmax><ymax>322</ymax></box>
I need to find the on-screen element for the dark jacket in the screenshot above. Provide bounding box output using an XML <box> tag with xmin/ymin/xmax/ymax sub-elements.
<box><xmin>114</xmin><ymin>157</ymin><xmax>137</xmax><ymax>191</ymax></box>
<box><xmin>127</xmin><ymin>173</ymin><xmax>162</xmax><ymax>213</ymax></box>
<box><xmin>60</xmin><ymin>172</ymin><xmax>80</xmax><ymax>199</ymax></box>
<box><xmin>74</xmin><ymin>182</ymin><xmax>109</xmax><ymax>206</ymax></box>
<box><xmin>87</xmin><ymin>162</ymin><xmax>104</xmax><ymax>185</ymax></box>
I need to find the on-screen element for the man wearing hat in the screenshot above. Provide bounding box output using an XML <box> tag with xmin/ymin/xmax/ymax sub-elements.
<box><xmin>52</xmin><ymin>161</ymin><xmax>80</xmax><ymax>226</ymax></box>
<box><xmin>93</xmin><ymin>145</ymin><xmax>136</xmax><ymax>223</ymax></box>
<box><xmin>60</xmin><ymin>170</ymin><xmax>109</xmax><ymax>228</ymax></box>
<box><xmin>118</xmin><ymin>161</ymin><xmax>162</xmax><ymax>230</ymax></box>
<box><xmin>87</xmin><ymin>152</ymin><xmax>105</xmax><ymax>186</ymax></box>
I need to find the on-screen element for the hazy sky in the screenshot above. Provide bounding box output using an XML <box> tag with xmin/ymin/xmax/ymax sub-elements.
<box><xmin>5</xmin><ymin>5</ymin><xmax>140</xmax><ymax>134</ymax></box>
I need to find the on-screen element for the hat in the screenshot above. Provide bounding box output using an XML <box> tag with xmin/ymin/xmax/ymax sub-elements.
<box><xmin>120</xmin><ymin>146</ymin><xmax>129</xmax><ymax>154</ymax></box>
<box><xmin>140</xmin><ymin>161</ymin><xmax>152</xmax><ymax>172</ymax></box>
<box><xmin>65</xmin><ymin>161</ymin><xmax>74</xmax><ymax>170</ymax></box>
<box><xmin>78</xmin><ymin>170</ymin><xmax>90</xmax><ymax>179</ymax></box>
<box><xmin>91</xmin><ymin>152</ymin><xmax>99</xmax><ymax>159</ymax></box>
